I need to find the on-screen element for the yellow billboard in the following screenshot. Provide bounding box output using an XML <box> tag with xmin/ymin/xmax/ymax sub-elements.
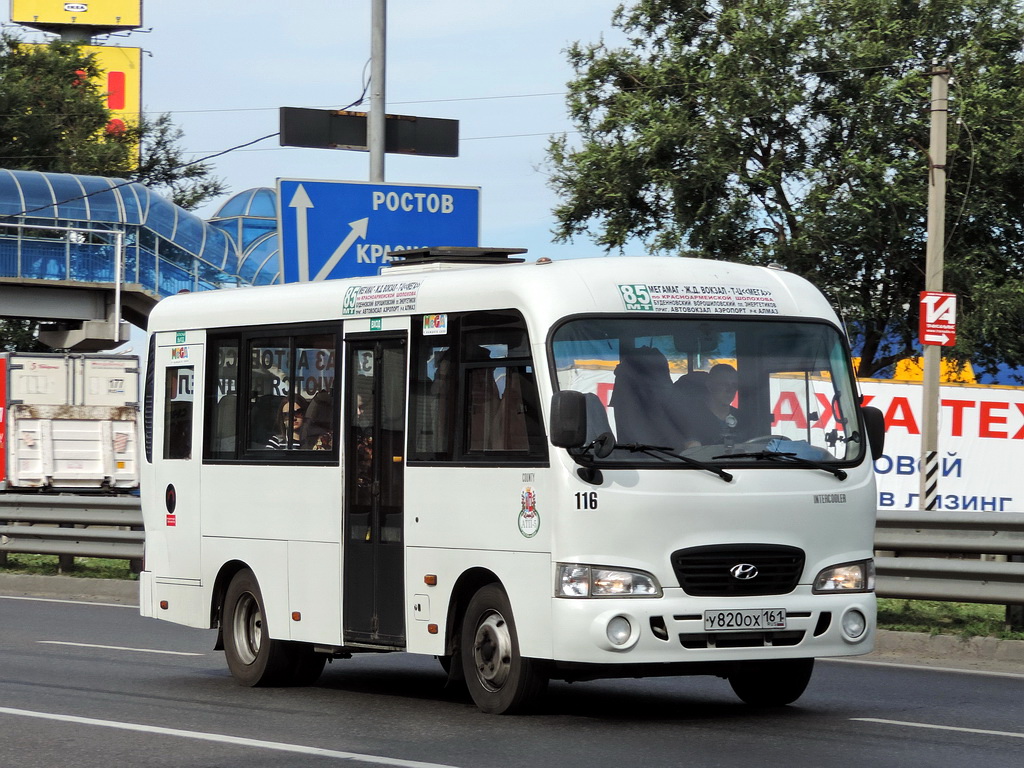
<box><xmin>11</xmin><ymin>1</ymin><xmax>142</xmax><ymax>30</ymax></box>
<box><xmin>24</xmin><ymin>42</ymin><xmax>142</xmax><ymax>160</ymax></box>
<box><xmin>83</xmin><ymin>44</ymin><xmax>143</xmax><ymax>137</ymax></box>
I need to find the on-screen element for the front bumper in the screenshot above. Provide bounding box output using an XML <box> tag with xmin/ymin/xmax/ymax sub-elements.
<box><xmin>549</xmin><ymin>586</ymin><xmax>875</xmax><ymax>666</ymax></box>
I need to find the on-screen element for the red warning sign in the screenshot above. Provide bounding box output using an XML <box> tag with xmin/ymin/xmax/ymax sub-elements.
<box><xmin>919</xmin><ymin>291</ymin><xmax>957</xmax><ymax>347</ymax></box>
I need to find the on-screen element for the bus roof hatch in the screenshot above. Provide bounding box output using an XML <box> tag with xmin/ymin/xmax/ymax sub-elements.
<box><xmin>386</xmin><ymin>247</ymin><xmax>528</xmax><ymax>267</ymax></box>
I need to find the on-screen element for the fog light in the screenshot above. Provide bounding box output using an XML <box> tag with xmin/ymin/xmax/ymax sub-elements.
<box><xmin>606</xmin><ymin>616</ymin><xmax>632</xmax><ymax>646</ymax></box>
<box><xmin>842</xmin><ymin>609</ymin><xmax>867</xmax><ymax>640</ymax></box>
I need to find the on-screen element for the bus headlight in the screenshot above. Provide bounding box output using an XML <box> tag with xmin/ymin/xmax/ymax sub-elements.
<box><xmin>556</xmin><ymin>564</ymin><xmax>662</xmax><ymax>598</ymax></box>
<box><xmin>813</xmin><ymin>560</ymin><xmax>875</xmax><ymax>593</ymax></box>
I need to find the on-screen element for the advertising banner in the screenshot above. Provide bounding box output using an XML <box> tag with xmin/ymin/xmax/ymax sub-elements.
<box><xmin>860</xmin><ymin>379</ymin><xmax>1023</xmax><ymax>513</ymax></box>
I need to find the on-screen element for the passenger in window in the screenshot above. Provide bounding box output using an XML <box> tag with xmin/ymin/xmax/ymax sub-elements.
<box><xmin>304</xmin><ymin>390</ymin><xmax>334</xmax><ymax>451</ymax></box>
<box><xmin>354</xmin><ymin>394</ymin><xmax>373</xmax><ymax>482</ymax></box>
<box><xmin>681</xmin><ymin>363</ymin><xmax>740</xmax><ymax>447</ymax></box>
<box><xmin>266</xmin><ymin>398</ymin><xmax>307</xmax><ymax>449</ymax></box>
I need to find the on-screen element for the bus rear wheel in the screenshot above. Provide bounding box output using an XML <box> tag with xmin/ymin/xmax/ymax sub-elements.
<box><xmin>728</xmin><ymin>658</ymin><xmax>814</xmax><ymax>707</ymax></box>
<box><xmin>461</xmin><ymin>584</ymin><xmax>547</xmax><ymax>714</ymax></box>
<box><xmin>223</xmin><ymin>568</ymin><xmax>325</xmax><ymax>686</ymax></box>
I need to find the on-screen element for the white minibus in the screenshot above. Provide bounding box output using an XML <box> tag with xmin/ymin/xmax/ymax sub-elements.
<box><xmin>140</xmin><ymin>248</ymin><xmax>884</xmax><ymax>714</ymax></box>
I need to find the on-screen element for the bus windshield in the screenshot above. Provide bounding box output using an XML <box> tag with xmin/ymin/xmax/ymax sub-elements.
<box><xmin>551</xmin><ymin>317</ymin><xmax>865</xmax><ymax>466</ymax></box>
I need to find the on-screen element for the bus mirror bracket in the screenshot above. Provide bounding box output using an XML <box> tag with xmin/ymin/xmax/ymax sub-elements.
<box><xmin>550</xmin><ymin>390</ymin><xmax>588</xmax><ymax>449</ymax></box>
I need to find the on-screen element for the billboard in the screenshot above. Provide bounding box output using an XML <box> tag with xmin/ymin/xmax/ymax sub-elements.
<box><xmin>83</xmin><ymin>44</ymin><xmax>142</xmax><ymax>137</ymax></box>
<box><xmin>22</xmin><ymin>43</ymin><xmax>141</xmax><ymax>147</ymax></box>
<box><xmin>11</xmin><ymin>1</ymin><xmax>142</xmax><ymax>30</ymax></box>
<box><xmin>861</xmin><ymin>379</ymin><xmax>1024</xmax><ymax>513</ymax></box>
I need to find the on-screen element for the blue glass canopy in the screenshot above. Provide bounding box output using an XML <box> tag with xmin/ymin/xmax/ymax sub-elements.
<box><xmin>0</xmin><ymin>170</ymin><xmax>281</xmax><ymax>297</ymax></box>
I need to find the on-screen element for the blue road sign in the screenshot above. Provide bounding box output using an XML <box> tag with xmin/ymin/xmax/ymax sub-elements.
<box><xmin>276</xmin><ymin>179</ymin><xmax>480</xmax><ymax>282</ymax></box>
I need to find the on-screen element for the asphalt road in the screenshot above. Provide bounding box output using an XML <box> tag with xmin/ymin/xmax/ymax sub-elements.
<box><xmin>1</xmin><ymin>593</ymin><xmax>1022</xmax><ymax>768</ymax></box>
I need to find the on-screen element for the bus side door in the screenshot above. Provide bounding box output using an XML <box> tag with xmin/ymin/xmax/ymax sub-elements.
<box><xmin>343</xmin><ymin>334</ymin><xmax>407</xmax><ymax>647</ymax></box>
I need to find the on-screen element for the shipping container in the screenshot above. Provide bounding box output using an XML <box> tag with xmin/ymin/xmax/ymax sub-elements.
<box><xmin>0</xmin><ymin>352</ymin><xmax>139</xmax><ymax>492</ymax></box>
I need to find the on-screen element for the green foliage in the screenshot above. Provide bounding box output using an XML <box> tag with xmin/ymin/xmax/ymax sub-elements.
<box><xmin>877</xmin><ymin>598</ymin><xmax>1024</xmax><ymax>641</ymax></box>
<box><xmin>0</xmin><ymin>33</ymin><xmax>229</xmax><ymax>350</ymax></box>
<box><xmin>0</xmin><ymin>319</ymin><xmax>51</xmax><ymax>352</ymax></box>
<box><xmin>0</xmin><ymin>35</ymin><xmax>127</xmax><ymax>174</ymax></box>
<box><xmin>0</xmin><ymin>553</ymin><xmax>138</xmax><ymax>580</ymax></box>
<box><xmin>0</xmin><ymin>32</ymin><xmax>226</xmax><ymax>210</ymax></box>
<box><xmin>548</xmin><ymin>0</ymin><xmax>1024</xmax><ymax>378</ymax></box>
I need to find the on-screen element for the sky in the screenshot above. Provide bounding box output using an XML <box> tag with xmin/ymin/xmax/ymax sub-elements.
<box><xmin>10</xmin><ymin>0</ymin><xmax>633</xmax><ymax>260</ymax></box>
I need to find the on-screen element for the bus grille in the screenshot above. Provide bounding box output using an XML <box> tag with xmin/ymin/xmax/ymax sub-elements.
<box><xmin>679</xmin><ymin>631</ymin><xmax>806</xmax><ymax>649</ymax></box>
<box><xmin>671</xmin><ymin>544</ymin><xmax>805</xmax><ymax>596</ymax></box>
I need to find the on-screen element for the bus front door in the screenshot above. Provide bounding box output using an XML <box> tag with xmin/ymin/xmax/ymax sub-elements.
<box><xmin>343</xmin><ymin>335</ymin><xmax>407</xmax><ymax>647</ymax></box>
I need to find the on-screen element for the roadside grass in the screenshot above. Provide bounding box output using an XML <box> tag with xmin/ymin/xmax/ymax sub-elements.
<box><xmin>0</xmin><ymin>553</ymin><xmax>138</xmax><ymax>580</ymax></box>
<box><xmin>876</xmin><ymin>598</ymin><xmax>1024</xmax><ymax>641</ymax></box>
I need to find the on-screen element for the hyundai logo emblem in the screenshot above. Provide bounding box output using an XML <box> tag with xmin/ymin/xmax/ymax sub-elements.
<box><xmin>730</xmin><ymin>563</ymin><xmax>759</xmax><ymax>580</ymax></box>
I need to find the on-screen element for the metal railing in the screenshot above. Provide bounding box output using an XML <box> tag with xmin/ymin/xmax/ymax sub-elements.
<box><xmin>0</xmin><ymin>494</ymin><xmax>143</xmax><ymax>562</ymax></box>
<box><xmin>1</xmin><ymin>497</ymin><xmax>1022</xmax><ymax>610</ymax></box>
<box><xmin>874</xmin><ymin>509</ymin><xmax>1024</xmax><ymax>605</ymax></box>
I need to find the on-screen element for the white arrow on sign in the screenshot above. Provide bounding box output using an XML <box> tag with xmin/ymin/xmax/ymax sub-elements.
<box><xmin>924</xmin><ymin>332</ymin><xmax>951</xmax><ymax>344</ymax></box>
<box><xmin>314</xmin><ymin>217</ymin><xmax>370</xmax><ymax>281</ymax></box>
<box><xmin>288</xmin><ymin>184</ymin><xmax>314</xmax><ymax>282</ymax></box>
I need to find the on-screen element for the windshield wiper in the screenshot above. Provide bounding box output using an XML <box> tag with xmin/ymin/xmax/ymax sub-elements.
<box><xmin>710</xmin><ymin>450</ymin><xmax>847</xmax><ymax>480</ymax></box>
<box><xmin>574</xmin><ymin>433</ymin><xmax>732</xmax><ymax>482</ymax></box>
<box><xmin>619</xmin><ymin>442</ymin><xmax>733</xmax><ymax>482</ymax></box>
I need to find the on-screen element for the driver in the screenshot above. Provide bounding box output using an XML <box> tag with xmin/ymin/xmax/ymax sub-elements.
<box><xmin>683</xmin><ymin>363</ymin><xmax>739</xmax><ymax>446</ymax></box>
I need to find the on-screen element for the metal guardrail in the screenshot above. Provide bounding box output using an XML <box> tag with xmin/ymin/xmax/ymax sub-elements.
<box><xmin>0</xmin><ymin>494</ymin><xmax>143</xmax><ymax>560</ymax></box>
<box><xmin>1</xmin><ymin>497</ymin><xmax>1021</xmax><ymax>607</ymax></box>
<box><xmin>874</xmin><ymin>509</ymin><xmax>1024</xmax><ymax>606</ymax></box>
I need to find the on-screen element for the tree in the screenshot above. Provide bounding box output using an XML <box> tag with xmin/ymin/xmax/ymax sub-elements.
<box><xmin>1</xmin><ymin>34</ymin><xmax>229</xmax><ymax>348</ymax></box>
<box><xmin>547</xmin><ymin>0</ymin><xmax>1024</xmax><ymax>380</ymax></box>
<box><xmin>0</xmin><ymin>33</ymin><xmax>226</xmax><ymax>209</ymax></box>
<box><xmin>0</xmin><ymin>320</ymin><xmax>50</xmax><ymax>352</ymax></box>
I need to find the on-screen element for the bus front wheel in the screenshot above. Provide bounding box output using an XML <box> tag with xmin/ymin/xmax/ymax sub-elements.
<box><xmin>223</xmin><ymin>568</ymin><xmax>325</xmax><ymax>687</ymax></box>
<box><xmin>461</xmin><ymin>584</ymin><xmax>547</xmax><ymax>714</ymax></box>
<box><xmin>728</xmin><ymin>658</ymin><xmax>814</xmax><ymax>706</ymax></box>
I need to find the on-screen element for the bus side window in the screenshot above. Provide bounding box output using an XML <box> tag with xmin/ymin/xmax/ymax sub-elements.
<box><xmin>413</xmin><ymin>345</ymin><xmax>454</xmax><ymax>458</ymax></box>
<box><xmin>164</xmin><ymin>366</ymin><xmax>194</xmax><ymax>460</ymax></box>
<box><xmin>208</xmin><ymin>338</ymin><xmax>239</xmax><ymax>458</ymax></box>
<box><xmin>410</xmin><ymin>310</ymin><xmax>547</xmax><ymax>463</ymax></box>
<box><xmin>492</xmin><ymin>366</ymin><xmax>530</xmax><ymax>451</ymax></box>
<box><xmin>465</xmin><ymin>356</ymin><xmax>501</xmax><ymax>451</ymax></box>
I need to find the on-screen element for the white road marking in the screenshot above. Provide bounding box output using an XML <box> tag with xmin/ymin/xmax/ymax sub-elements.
<box><xmin>853</xmin><ymin>717</ymin><xmax>1024</xmax><ymax>740</ymax></box>
<box><xmin>826</xmin><ymin>657</ymin><xmax>1024</xmax><ymax>680</ymax></box>
<box><xmin>0</xmin><ymin>595</ymin><xmax>134</xmax><ymax>609</ymax></box>
<box><xmin>0</xmin><ymin>706</ymin><xmax>462</xmax><ymax>768</ymax></box>
<box><xmin>37</xmin><ymin>641</ymin><xmax>203</xmax><ymax>657</ymax></box>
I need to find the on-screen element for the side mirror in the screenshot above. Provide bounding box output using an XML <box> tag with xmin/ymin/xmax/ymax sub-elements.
<box><xmin>861</xmin><ymin>405</ymin><xmax>885</xmax><ymax>459</ymax></box>
<box><xmin>550</xmin><ymin>390</ymin><xmax>587</xmax><ymax>449</ymax></box>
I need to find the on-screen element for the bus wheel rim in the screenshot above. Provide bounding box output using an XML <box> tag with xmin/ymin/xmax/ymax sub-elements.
<box><xmin>472</xmin><ymin>610</ymin><xmax>513</xmax><ymax>691</ymax></box>
<box><xmin>233</xmin><ymin>592</ymin><xmax>262</xmax><ymax>665</ymax></box>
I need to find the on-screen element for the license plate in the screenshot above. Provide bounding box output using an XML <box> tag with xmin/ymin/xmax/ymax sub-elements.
<box><xmin>704</xmin><ymin>608</ymin><xmax>787</xmax><ymax>632</ymax></box>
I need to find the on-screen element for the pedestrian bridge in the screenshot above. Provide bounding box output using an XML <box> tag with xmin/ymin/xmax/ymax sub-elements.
<box><xmin>0</xmin><ymin>169</ymin><xmax>280</xmax><ymax>348</ymax></box>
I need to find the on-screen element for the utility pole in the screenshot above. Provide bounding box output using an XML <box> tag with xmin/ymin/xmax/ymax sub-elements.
<box><xmin>369</xmin><ymin>0</ymin><xmax>387</xmax><ymax>182</ymax></box>
<box><xmin>919</xmin><ymin>61</ymin><xmax>949</xmax><ymax>511</ymax></box>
